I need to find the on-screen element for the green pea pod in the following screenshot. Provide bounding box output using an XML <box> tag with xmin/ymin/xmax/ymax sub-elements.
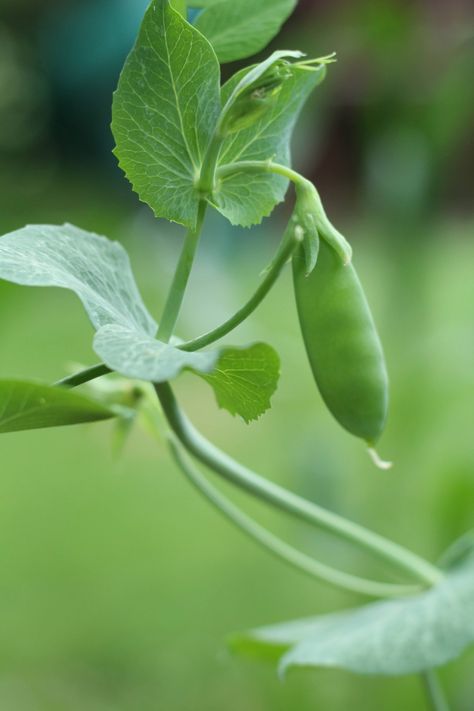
<box><xmin>292</xmin><ymin>238</ymin><xmax>389</xmax><ymax>447</ymax></box>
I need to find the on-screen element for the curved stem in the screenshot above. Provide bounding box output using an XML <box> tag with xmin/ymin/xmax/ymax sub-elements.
<box><xmin>157</xmin><ymin>200</ymin><xmax>207</xmax><ymax>343</ymax></box>
<box><xmin>422</xmin><ymin>670</ymin><xmax>450</xmax><ymax>711</ymax></box>
<box><xmin>169</xmin><ymin>437</ymin><xmax>422</xmax><ymax>598</ymax></box>
<box><xmin>180</xmin><ymin>227</ymin><xmax>301</xmax><ymax>352</ymax></box>
<box><xmin>55</xmin><ymin>363</ymin><xmax>111</xmax><ymax>388</ymax></box>
<box><xmin>217</xmin><ymin>159</ymin><xmax>305</xmax><ymax>188</ymax></box>
<box><xmin>155</xmin><ymin>382</ymin><xmax>443</xmax><ymax>587</ymax></box>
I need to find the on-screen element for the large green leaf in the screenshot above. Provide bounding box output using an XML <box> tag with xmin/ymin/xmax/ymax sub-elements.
<box><xmin>0</xmin><ymin>224</ymin><xmax>156</xmax><ymax>335</ymax></box>
<box><xmin>195</xmin><ymin>0</ymin><xmax>297</xmax><ymax>63</ymax></box>
<box><xmin>112</xmin><ymin>0</ymin><xmax>221</xmax><ymax>229</ymax></box>
<box><xmin>94</xmin><ymin>325</ymin><xmax>279</xmax><ymax>422</ymax></box>
<box><xmin>213</xmin><ymin>62</ymin><xmax>327</xmax><ymax>226</ymax></box>
<box><xmin>0</xmin><ymin>380</ymin><xmax>117</xmax><ymax>434</ymax></box>
<box><xmin>231</xmin><ymin>555</ymin><xmax>474</xmax><ymax>676</ymax></box>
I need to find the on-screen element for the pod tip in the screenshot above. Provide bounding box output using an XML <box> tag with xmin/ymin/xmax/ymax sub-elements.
<box><xmin>367</xmin><ymin>447</ymin><xmax>393</xmax><ymax>471</ymax></box>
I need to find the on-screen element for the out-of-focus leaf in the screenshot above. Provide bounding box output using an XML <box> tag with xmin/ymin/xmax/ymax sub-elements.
<box><xmin>195</xmin><ymin>0</ymin><xmax>297</xmax><ymax>63</ymax></box>
<box><xmin>0</xmin><ymin>380</ymin><xmax>117</xmax><ymax>434</ymax></box>
<box><xmin>231</xmin><ymin>555</ymin><xmax>474</xmax><ymax>676</ymax></box>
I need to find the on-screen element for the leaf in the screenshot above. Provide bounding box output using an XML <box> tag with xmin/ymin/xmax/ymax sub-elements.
<box><xmin>213</xmin><ymin>62</ymin><xmax>327</xmax><ymax>227</ymax></box>
<box><xmin>94</xmin><ymin>325</ymin><xmax>279</xmax><ymax>422</ymax></box>
<box><xmin>232</xmin><ymin>555</ymin><xmax>474</xmax><ymax>676</ymax></box>
<box><xmin>199</xmin><ymin>342</ymin><xmax>280</xmax><ymax>422</ymax></box>
<box><xmin>112</xmin><ymin>0</ymin><xmax>221</xmax><ymax>229</ymax></box>
<box><xmin>93</xmin><ymin>325</ymin><xmax>220</xmax><ymax>382</ymax></box>
<box><xmin>195</xmin><ymin>0</ymin><xmax>297</xmax><ymax>63</ymax></box>
<box><xmin>0</xmin><ymin>380</ymin><xmax>117</xmax><ymax>434</ymax></box>
<box><xmin>0</xmin><ymin>224</ymin><xmax>156</xmax><ymax>335</ymax></box>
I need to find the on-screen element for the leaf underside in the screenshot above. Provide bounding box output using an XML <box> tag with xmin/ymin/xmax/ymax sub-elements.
<box><xmin>0</xmin><ymin>380</ymin><xmax>116</xmax><ymax>434</ymax></box>
<box><xmin>0</xmin><ymin>224</ymin><xmax>156</xmax><ymax>335</ymax></box>
<box><xmin>94</xmin><ymin>325</ymin><xmax>280</xmax><ymax>423</ymax></box>
<box><xmin>195</xmin><ymin>0</ymin><xmax>297</xmax><ymax>63</ymax></box>
<box><xmin>231</xmin><ymin>554</ymin><xmax>474</xmax><ymax>676</ymax></box>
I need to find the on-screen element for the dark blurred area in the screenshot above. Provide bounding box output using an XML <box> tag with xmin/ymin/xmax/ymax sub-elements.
<box><xmin>0</xmin><ymin>2</ymin><xmax>473</xmax><ymax>710</ymax></box>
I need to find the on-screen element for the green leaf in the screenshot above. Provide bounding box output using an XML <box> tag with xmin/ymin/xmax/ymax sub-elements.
<box><xmin>195</xmin><ymin>0</ymin><xmax>297</xmax><ymax>63</ymax></box>
<box><xmin>232</xmin><ymin>555</ymin><xmax>474</xmax><ymax>676</ymax></box>
<box><xmin>94</xmin><ymin>325</ymin><xmax>279</xmax><ymax>422</ymax></box>
<box><xmin>213</xmin><ymin>62</ymin><xmax>327</xmax><ymax>227</ymax></box>
<box><xmin>94</xmin><ymin>325</ymin><xmax>220</xmax><ymax>381</ymax></box>
<box><xmin>112</xmin><ymin>0</ymin><xmax>221</xmax><ymax>229</ymax></box>
<box><xmin>0</xmin><ymin>380</ymin><xmax>117</xmax><ymax>434</ymax></box>
<box><xmin>199</xmin><ymin>342</ymin><xmax>280</xmax><ymax>422</ymax></box>
<box><xmin>0</xmin><ymin>224</ymin><xmax>156</xmax><ymax>335</ymax></box>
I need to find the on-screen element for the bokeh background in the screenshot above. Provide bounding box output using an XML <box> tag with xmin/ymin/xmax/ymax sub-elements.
<box><xmin>0</xmin><ymin>0</ymin><xmax>473</xmax><ymax>709</ymax></box>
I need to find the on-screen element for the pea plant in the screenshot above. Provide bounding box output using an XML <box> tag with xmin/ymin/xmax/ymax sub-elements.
<box><xmin>0</xmin><ymin>1</ymin><xmax>472</xmax><ymax>708</ymax></box>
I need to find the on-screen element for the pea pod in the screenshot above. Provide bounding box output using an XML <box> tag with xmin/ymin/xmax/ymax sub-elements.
<box><xmin>292</xmin><ymin>238</ymin><xmax>389</xmax><ymax>446</ymax></box>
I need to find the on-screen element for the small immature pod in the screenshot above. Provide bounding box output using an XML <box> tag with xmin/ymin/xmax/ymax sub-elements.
<box><xmin>292</xmin><ymin>238</ymin><xmax>389</xmax><ymax>445</ymax></box>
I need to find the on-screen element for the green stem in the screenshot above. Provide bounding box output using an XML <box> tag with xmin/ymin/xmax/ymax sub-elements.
<box><xmin>169</xmin><ymin>437</ymin><xmax>422</xmax><ymax>598</ymax></box>
<box><xmin>198</xmin><ymin>132</ymin><xmax>225</xmax><ymax>196</ymax></box>
<box><xmin>157</xmin><ymin>200</ymin><xmax>207</xmax><ymax>343</ymax></box>
<box><xmin>217</xmin><ymin>160</ymin><xmax>351</xmax><ymax>262</ymax></box>
<box><xmin>55</xmin><ymin>363</ymin><xmax>111</xmax><ymax>388</ymax></box>
<box><xmin>155</xmin><ymin>382</ymin><xmax>443</xmax><ymax>587</ymax></box>
<box><xmin>422</xmin><ymin>670</ymin><xmax>450</xmax><ymax>711</ymax></box>
<box><xmin>180</xmin><ymin>226</ymin><xmax>301</xmax><ymax>352</ymax></box>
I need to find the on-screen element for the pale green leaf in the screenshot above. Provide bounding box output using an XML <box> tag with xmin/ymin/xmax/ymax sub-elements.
<box><xmin>0</xmin><ymin>224</ymin><xmax>156</xmax><ymax>335</ymax></box>
<box><xmin>93</xmin><ymin>325</ymin><xmax>219</xmax><ymax>382</ymax></box>
<box><xmin>199</xmin><ymin>342</ymin><xmax>280</xmax><ymax>422</ymax></box>
<box><xmin>195</xmin><ymin>0</ymin><xmax>297</xmax><ymax>63</ymax></box>
<box><xmin>112</xmin><ymin>0</ymin><xmax>221</xmax><ymax>229</ymax></box>
<box><xmin>232</xmin><ymin>555</ymin><xmax>474</xmax><ymax>676</ymax></box>
<box><xmin>94</xmin><ymin>325</ymin><xmax>279</xmax><ymax>421</ymax></box>
<box><xmin>213</xmin><ymin>63</ymin><xmax>327</xmax><ymax>226</ymax></box>
<box><xmin>0</xmin><ymin>380</ymin><xmax>117</xmax><ymax>434</ymax></box>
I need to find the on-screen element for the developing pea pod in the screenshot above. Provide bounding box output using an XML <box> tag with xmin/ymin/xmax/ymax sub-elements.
<box><xmin>292</xmin><ymin>235</ymin><xmax>389</xmax><ymax>451</ymax></box>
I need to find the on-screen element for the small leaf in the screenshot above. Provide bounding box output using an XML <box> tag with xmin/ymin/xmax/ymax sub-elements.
<box><xmin>0</xmin><ymin>224</ymin><xmax>156</xmax><ymax>335</ymax></box>
<box><xmin>195</xmin><ymin>0</ymin><xmax>297</xmax><ymax>63</ymax></box>
<box><xmin>0</xmin><ymin>380</ymin><xmax>117</xmax><ymax>434</ymax></box>
<box><xmin>232</xmin><ymin>555</ymin><xmax>474</xmax><ymax>676</ymax></box>
<box><xmin>213</xmin><ymin>62</ymin><xmax>327</xmax><ymax>227</ymax></box>
<box><xmin>199</xmin><ymin>342</ymin><xmax>280</xmax><ymax>422</ymax></box>
<box><xmin>112</xmin><ymin>0</ymin><xmax>221</xmax><ymax>229</ymax></box>
<box><xmin>94</xmin><ymin>325</ymin><xmax>279</xmax><ymax>422</ymax></box>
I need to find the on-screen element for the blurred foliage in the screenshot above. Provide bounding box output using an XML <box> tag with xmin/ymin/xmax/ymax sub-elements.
<box><xmin>0</xmin><ymin>0</ymin><xmax>473</xmax><ymax>709</ymax></box>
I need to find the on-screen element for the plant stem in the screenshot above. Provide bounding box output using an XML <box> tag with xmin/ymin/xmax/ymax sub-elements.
<box><xmin>180</xmin><ymin>226</ymin><xmax>301</xmax><ymax>352</ymax></box>
<box><xmin>422</xmin><ymin>670</ymin><xmax>451</xmax><ymax>711</ymax></box>
<box><xmin>55</xmin><ymin>363</ymin><xmax>111</xmax><ymax>388</ymax></box>
<box><xmin>155</xmin><ymin>382</ymin><xmax>443</xmax><ymax>587</ymax></box>
<box><xmin>157</xmin><ymin>200</ymin><xmax>207</xmax><ymax>344</ymax></box>
<box><xmin>198</xmin><ymin>132</ymin><xmax>225</xmax><ymax>196</ymax></box>
<box><xmin>169</xmin><ymin>437</ymin><xmax>422</xmax><ymax>598</ymax></box>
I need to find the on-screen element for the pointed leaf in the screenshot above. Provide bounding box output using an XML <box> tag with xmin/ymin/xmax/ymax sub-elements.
<box><xmin>195</xmin><ymin>0</ymin><xmax>297</xmax><ymax>63</ymax></box>
<box><xmin>94</xmin><ymin>325</ymin><xmax>279</xmax><ymax>421</ymax></box>
<box><xmin>213</xmin><ymin>62</ymin><xmax>327</xmax><ymax>227</ymax></box>
<box><xmin>0</xmin><ymin>380</ymin><xmax>117</xmax><ymax>434</ymax></box>
<box><xmin>0</xmin><ymin>224</ymin><xmax>156</xmax><ymax>335</ymax></box>
<box><xmin>232</xmin><ymin>555</ymin><xmax>474</xmax><ymax>676</ymax></box>
<box><xmin>112</xmin><ymin>0</ymin><xmax>221</xmax><ymax>228</ymax></box>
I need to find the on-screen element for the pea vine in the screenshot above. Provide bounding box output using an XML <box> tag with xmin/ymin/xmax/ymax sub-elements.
<box><xmin>0</xmin><ymin>2</ymin><xmax>472</xmax><ymax>709</ymax></box>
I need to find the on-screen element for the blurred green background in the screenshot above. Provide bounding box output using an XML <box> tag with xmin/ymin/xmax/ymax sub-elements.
<box><xmin>0</xmin><ymin>0</ymin><xmax>473</xmax><ymax>709</ymax></box>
